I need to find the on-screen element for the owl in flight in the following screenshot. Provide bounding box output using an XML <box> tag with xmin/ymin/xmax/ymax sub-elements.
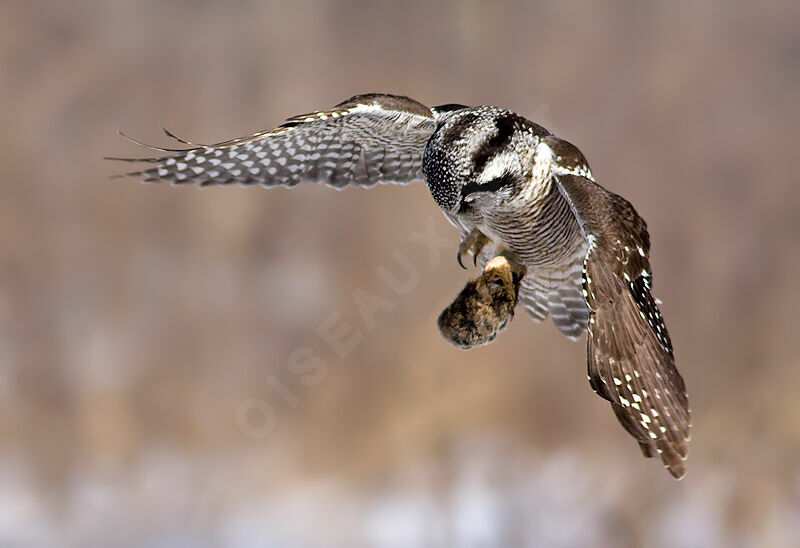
<box><xmin>111</xmin><ymin>93</ymin><xmax>690</xmax><ymax>478</ymax></box>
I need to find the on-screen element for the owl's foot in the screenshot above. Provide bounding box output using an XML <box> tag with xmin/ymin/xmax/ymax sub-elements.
<box><xmin>487</xmin><ymin>251</ymin><xmax>527</xmax><ymax>282</ymax></box>
<box><xmin>457</xmin><ymin>229</ymin><xmax>492</xmax><ymax>269</ymax></box>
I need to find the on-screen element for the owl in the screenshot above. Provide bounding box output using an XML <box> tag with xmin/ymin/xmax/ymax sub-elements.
<box><xmin>110</xmin><ymin>93</ymin><xmax>690</xmax><ymax>478</ymax></box>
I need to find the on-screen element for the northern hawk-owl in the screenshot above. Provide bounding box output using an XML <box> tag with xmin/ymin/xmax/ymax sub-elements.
<box><xmin>111</xmin><ymin>93</ymin><xmax>691</xmax><ymax>478</ymax></box>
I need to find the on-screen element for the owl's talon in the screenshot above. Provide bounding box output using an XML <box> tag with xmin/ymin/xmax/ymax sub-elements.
<box><xmin>457</xmin><ymin>229</ymin><xmax>491</xmax><ymax>269</ymax></box>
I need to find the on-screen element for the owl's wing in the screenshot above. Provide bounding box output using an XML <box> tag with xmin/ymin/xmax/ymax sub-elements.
<box><xmin>549</xmin><ymin>138</ymin><xmax>691</xmax><ymax>479</ymax></box>
<box><xmin>108</xmin><ymin>94</ymin><xmax>436</xmax><ymax>188</ymax></box>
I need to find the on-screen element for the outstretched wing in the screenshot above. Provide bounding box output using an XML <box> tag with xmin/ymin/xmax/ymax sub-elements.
<box><xmin>551</xmin><ymin>139</ymin><xmax>691</xmax><ymax>478</ymax></box>
<box><xmin>108</xmin><ymin>94</ymin><xmax>436</xmax><ymax>188</ymax></box>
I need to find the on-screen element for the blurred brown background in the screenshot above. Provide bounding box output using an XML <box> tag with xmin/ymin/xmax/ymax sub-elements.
<box><xmin>2</xmin><ymin>1</ymin><xmax>799</xmax><ymax>546</ymax></box>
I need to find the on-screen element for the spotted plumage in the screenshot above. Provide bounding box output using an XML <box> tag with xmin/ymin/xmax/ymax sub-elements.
<box><xmin>109</xmin><ymin>93</ymin><xmax>690</xmax><ymax>478</ymax></box>
<box><xmin>555</xmin><ymin>173</ymin><xmax>689</xmax><ymax>477</ymax></box>
<box><xmin>109</xmin><ymin>94</ymin><xmax>435</xmax><ymax>189</ymax></box>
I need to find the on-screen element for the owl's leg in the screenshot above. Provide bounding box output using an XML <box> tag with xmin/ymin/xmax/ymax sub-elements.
<box><xmin>457</xmin><ymin>228</ymin><xmax>492</xmax><ymax>269</ymax></box>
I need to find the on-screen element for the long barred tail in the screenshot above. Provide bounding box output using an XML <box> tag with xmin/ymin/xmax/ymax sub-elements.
<box><xmin>517</xmin><ymin>261</ymin><xmax>591</xmax><ymax>340</ymax></box>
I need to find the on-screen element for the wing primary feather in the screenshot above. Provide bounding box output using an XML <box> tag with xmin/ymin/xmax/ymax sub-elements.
<box><xmin>160</xmin><ymin>125</ymin><xmax>208</xmax><ymax>147</ymax></box>
<box><xmin>114</xmin><ymin>130</ymin><xmax>189</xmax><ymax>153</ymax></box>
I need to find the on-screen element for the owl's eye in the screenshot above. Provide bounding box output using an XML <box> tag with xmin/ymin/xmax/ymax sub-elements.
<box><xmin>461</xmin><ymin>172</ymin><xmax>516</xmax><ymax>203</ymax></box>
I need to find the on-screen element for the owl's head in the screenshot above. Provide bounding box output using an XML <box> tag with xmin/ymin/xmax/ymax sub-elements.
<box><xmin>423</xmin><ymin>106</ymin><xmax>549</xmax><ymax>214</ymax></box>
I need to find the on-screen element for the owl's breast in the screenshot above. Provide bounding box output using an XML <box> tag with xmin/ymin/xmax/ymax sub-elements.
<box><xmin>481</xmin><ymin>179</ymin><xmax>585</xmax><ymax>268</ymax></box>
